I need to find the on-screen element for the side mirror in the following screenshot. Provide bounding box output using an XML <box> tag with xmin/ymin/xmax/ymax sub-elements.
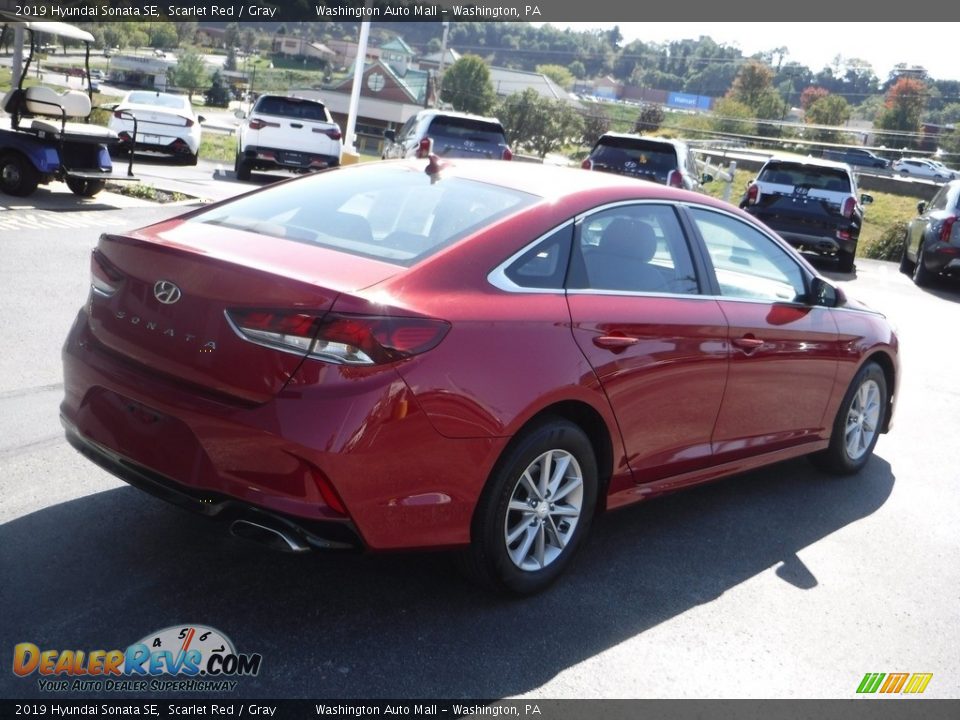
<box><xmin>701</xmin><ymin>173</ymin><xmax>714</xmax><ymax>184</ymax></box>
<box><xmin>809</xmin><ymin>277</ymin><xmax>844</xmax><ymax>307</ymax></box>
<box><xmin>860</xmin><ymin>193</ymin><xmax>873</xmax><ymax>205</ymax></box>
<box><xmin>197</xmin><ymin>115</ymin><xmax>206</xmax><ymax>124</ymax></box>
<box><xmin>233</xmin><ymin>109</ymin><xmax>246</xmax><ymax>119</ymax></box>
<box><xmin>383</xmin><ymin>129</ymin><xmax>396</xmax><ymax>143</ymax></box>
<box><xmin>917</xmin><ymin>200</ymin><xmax>927</xmax><ymax>214</ymax></box>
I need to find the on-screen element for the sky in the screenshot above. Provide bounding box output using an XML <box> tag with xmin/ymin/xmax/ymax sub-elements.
<box><xmin>547</xmin><ymin>22</ymin><xmax>960</xmax><ymax>82</ymax></box>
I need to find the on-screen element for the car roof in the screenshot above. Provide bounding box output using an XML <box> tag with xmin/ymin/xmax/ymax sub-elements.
<box><xmin>597</xmin><ymin>132</ymin><xmax>685</xmax><ymax>148</ymax></box>
<box><xmin>764</xmin><ymin>155</ymin><xmax>852</xmax><ymax>172</ymax></box>
<box><xmin>415</xmin><ymin>109</ymin><xmax>503</xmax><ymax>125</ymax></box>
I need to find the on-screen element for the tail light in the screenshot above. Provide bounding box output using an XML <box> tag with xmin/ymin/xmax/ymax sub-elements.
<box><xmin>227</xmin><ymin>310</ymin><xmax>450</xmax><ymax>366</ymax></box>
<box><xmin>313</xmin><ymin>127</ymin><xmax>342</xmax><ymax>140</ymax></box>
<box><xmin>666</xmin><ymin>170</ymin><xmax>684</xmax><ymax>188</ymax></box>
<box><xmin>745</xmin><ymin>183</ymin><xmax>759</xmax><ymax>205</ymax></box>
<box><xmin>183</xmin><ymin>117</ymin><xmax>194</xmax><ymax>128</ymax></box>
<box><xmin>940</xmin><ymin>216</ymin><xmax>958</xmax><ymax>243</ymax></box>
<box><xmin>501</xmin><ymin>147</ymin><xmax>513</xmax><ymax>161</ymax></box>
<box><xmin>112</xmin><ymin>110</ymin><xmax>125</xmax><ymax>120</ymax></box>
<box><xmin>842</xmin><ymin>196</ymin><xmax>857</xmax><ymax>218</ymax></box>
<box><xmin>581</xmin><ymin>158</ymin><xmax>594</xmax><ymax>170</ymax></box>
<box><xmin>90</xmin><ymin>249</ymin><xmax>123</xmax><ymax>298</ymax></box>
<box><xmin>248</xmin><ymin>118</ymin><xmax>280</xmax><ymax>130</ymax></box>
<box><xmin>416</xmin><ymin>137</ymin><xmax>433</xmax><ymax>159</ymax></box>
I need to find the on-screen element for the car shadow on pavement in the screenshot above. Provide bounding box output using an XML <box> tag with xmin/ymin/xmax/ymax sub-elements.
<box><xmin>0</xmin><ymin>456</ymin><xmax>894</xmax><ymax>699</ymax></box>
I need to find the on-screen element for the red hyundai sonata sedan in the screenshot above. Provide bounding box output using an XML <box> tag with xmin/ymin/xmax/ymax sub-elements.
<box><xmin>61</xmin><ymin>159</ymin><xmax>899</xmax><ymax>594</ymax></box>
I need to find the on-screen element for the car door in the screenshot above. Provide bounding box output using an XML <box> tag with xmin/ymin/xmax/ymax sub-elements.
<box><xmin>565</xmin><ymin>203</ymin><xmax>729</xmax><ymax>482</ymax></box>
<box><xmin>686</xmin><ymin>206</ymin><xmax>841</xmax><ymax>461</ymax></box>
<box><xmin>906</xmin><ymin>184</ymin><xmax>950</xmax><ymax>262</ymax></box>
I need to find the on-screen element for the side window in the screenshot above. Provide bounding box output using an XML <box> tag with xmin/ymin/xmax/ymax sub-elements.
<box><xmin>396</xmin><ymin>116</ymin><xmax>416</xmax><ymax>142</ymax></box>
<box><xmin>927</xmin><ymin>185</ymin><xmax>950</xmax><ymax>212</ymax></box>
<box><xmin>570</xmin><ymin>205</ymin><xmax>699</xmax><ymax>294</ymax></box>
<box><xmin>502</xmin><ymin>224</ymin><xmax>573</xmax><ymax>290</ymax></box>
<box><xmin>689</xmin><ymin>208</ymin><xmax>807</xmax><ymax>303</ymax></box>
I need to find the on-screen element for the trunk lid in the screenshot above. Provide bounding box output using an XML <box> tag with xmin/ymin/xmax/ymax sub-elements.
<box><xmin>88</xmin><ymin>220</ymin><xmax>400</xmax><ymax>404</ymax></box>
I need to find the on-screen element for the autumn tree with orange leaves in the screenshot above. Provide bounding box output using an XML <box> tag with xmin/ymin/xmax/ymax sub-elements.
<box><xmin>876</xmin><ymin>77</ymin><xmax>928</xmax><ymax>148</ymax></box>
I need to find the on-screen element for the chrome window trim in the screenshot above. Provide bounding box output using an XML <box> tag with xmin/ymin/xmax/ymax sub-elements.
<box><xmin>487</xmin><ymin>219</ymin><xmax>574</xmax><ymax>294</ymax></box>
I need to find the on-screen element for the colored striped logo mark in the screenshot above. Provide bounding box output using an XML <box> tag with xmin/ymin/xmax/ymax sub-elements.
<box><xmin>857</xmin><ymin>673</ymin><xmax>933</xmax><ymax>694</ymax></box>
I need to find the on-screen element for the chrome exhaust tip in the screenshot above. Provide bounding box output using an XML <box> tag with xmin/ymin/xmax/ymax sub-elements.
<box><xmin>229</xmin><ymin>518</ymin><xmax>310</xmax><ymax>553</ymax></box>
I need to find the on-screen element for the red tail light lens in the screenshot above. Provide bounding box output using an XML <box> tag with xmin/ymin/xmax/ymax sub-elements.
<box><xmin>227</xmin><ymin>311</ymin><xmax>450</xmax><ymax>365</ymax></box>
<box><xmin>90</xmin><ymin>249</ymin><xmax>123</xmax><ymax>297</ymax></box>
<box><xmin>842</xmin><ymin>196</ymin><xmax>857</xmax><ymax>218</ymax></box>
<box><xmin>581</xmin><ymin>158</ymin><xmax>594</xmax><ymax>170</ymax></box>
<box><xmin>746</xmin><ymin>183</ymin><xmax>759</xmax><ymax>205</ymax></box>
<box><xmin>416</xmin><ymin>137</ymin><xmax>433</xmax><ymax>159</ymax></box>
<box><xmin>667</xmin><ymin>170</ymin><xmax>684</xmax><ymax>188</ymax></box>
<box><xmin>248</xmin><ymin>118</ymin><xmax>280</xmax><ymax>130</ymax></box>
<box><xmin>941</xmin><ymin>216</ymin><xmax>958</xmax><ymax>243</ymax></box>
<box><xmin>113</xmin><ymin>110</ymin><xmax>124</xmax><ymax>120</ymax></box>
<box><xmin>313</xmin><ymin>127</ymin><xmax>342</xmax><ymax>140</ymax></box>
<box><xmin>183</xmin><ymin>117</ymin><xmax>194</xmax><ymax>128</ymax></box>
<box><xmin>501</xmin><ymin>147</ymin><xmax>513</xmax><ymax>161</ymax></box>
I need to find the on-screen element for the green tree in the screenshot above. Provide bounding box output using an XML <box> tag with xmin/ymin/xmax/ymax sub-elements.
<box><xmin>712</xmin><ymin>97</ymin><xmax>756</xmax><ymax>136</ymax></box>
<box><xmin>241</xmin><ymin>29</ymin><xmax>258</xmax><ymax>55</ymax></box>
<box><xmin>168</xmin><ymin>49</ymin><xmax>208</xmax><ymax>101</ymax></box>
<box><xmin>580</xmin><ymin>105</ymin><xmax>610</xmax><ymax>147</ymax></box>
<box><xmin>497</xmin><ymin>89</ymin><xmax>582</xmax><ymax>159</ymax></box>
<box><xmin>536</xmin><ymin>64</ymin><xmax>575</xmax><ymax>90</ymax></box>
<box><xmin>128</xmin><ymin>29</ymin><xmax>149</xmax><ymax>52</ymax></box>
<box><xmin>728</xmin><ymin>60</ymin><xmax>776</xmax><ymax>111</ymax></box>
<box><xmin>805</xmin><ymin>94</ymin><xmax>852</xmax><ymax>141</ymax></box>
<box><xmin>634</xmin><ymin>104</ymin><xmax>664</xmax><ymax>133</ymax></box>
<box><xmin>225</xmin><ymin>45</ymin><xmax>238</xmax><ymax>72</ymax></box>
<box><xmin>224</xmin><ymin>22</ymin><xmax>241</xmax><ymax>51</ymax></box>
<box><xmin>569</xmin><ymin>61</ymin><xmax>586</xmax><ymax>79</ymax></box>
<box><xmin>174</xmin><ymin>22</ymin><xmax>197</xmax><ymax>46</ymax></box>
<box><xmin>876</xmin><ymin>77</ymin><xmax>927</xmax><ymax>148</ymax></box>
<box><xmin>441</xmin><ymin>56</ymin><xmax>496</xmax><ymax>115</ymax></box>
<box><xmin>205</xmin><ymin>70</ymin><xmax>232</xmax><ymax>107</ymax></box>
<box><xmin>149</xmin><ymin>22</ymin><xmax>178</xmax><ymax>50</ymax></box>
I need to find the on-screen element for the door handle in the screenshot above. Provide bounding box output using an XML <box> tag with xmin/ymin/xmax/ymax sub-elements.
<box><xmin>593</xmin><ymin>335</ymin><xmax>639</xmax><ymax>350</ymax></box>
<box><xmin>290</xmin><ymin>123</ymin><xmax>303</xmax><ymax>129</ymax></box>
<box><xmin>732</xmin><ymin>336</ymin><xmax>765</xmax><ymax>351</ymax></box>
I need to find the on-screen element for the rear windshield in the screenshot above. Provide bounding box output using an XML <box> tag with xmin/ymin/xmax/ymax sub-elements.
<box><xmin>190</xmin><ymin>166</ymin><xmax>536</xmax><ymax>266</ymax></box>
<box><xmin>589</xmin><ymin>137</ymin><xmax>679</xmax><ymax>181</ymax></box>
<box><xmin>759</xmin><ymin>162</ymin><xmax>851</xmax><ymax>192</ymax></box>
<box><xmin>428</xmin><ymin>116</ymin><xmax>507</xmax><ymax>144</ymax></box>
<box><xmin>126</xmin><ymin>92</ymin><xmax>189</xmax><ymax>110</ymax></box>
<box><xmin>255</xmin><ymin>96</ymin><xmax>329</xmax><ymax>121</ymax></box>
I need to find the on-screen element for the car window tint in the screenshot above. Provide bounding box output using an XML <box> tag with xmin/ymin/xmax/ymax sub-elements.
<box><xmin>503</xmin><ymin>224</ymin><xmax>573</xmax><ymax>289</ymax></box>
<box><xmin>570</xmin><ymin>205</ymin><xmax>698</xmax><ymax>294</ymax></box>
<box><xmin>256</xmin><ymin>96</ymin><xmax>328</xmax><ymax>121</ymax></box>
<box><xmin>759</xmin><ymin>162</ymin><xmax>851</xmax><ymax>192</ymax></box>
<box><xmin>191</xmin><ymin>166</ymin><xmax>536</xmax><ymax>267</ymax></box>
<box><xmin>690</xmin><ymin>208</ymin><xmax>806</xmax><ymax>303</ymax></box>
<box><xmin>928</xmin><ymin>185</ymin><xmax>950</xmax><ymax>212</ymax></box>
<box><xmin>428</xmin><ymin>116</ymin><xmax>506</xmax><ymax>144</ymax></box>
<box><xmin>590</xmin><ymin>138</ymin><xmax>678</xmax><ymax>182</ymax></box>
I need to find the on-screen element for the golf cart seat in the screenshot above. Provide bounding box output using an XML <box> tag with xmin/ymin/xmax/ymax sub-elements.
<box><xmin>10</xmin><ymin>87</ymin><xmax>119</xmax><ymax>142</ymax></box>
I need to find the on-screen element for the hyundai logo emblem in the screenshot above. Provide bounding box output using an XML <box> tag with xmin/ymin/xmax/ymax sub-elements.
<box><xmin>153</xmin><ymin>280</ymin><xmax>182</xmax><ymax>305</ymax></box>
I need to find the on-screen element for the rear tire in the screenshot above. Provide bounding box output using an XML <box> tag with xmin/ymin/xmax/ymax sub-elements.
<box><xmin>899</xmin><ymin>236</ymin><xmax>914</xmax><ymax>274</ymax></box>
<box><xmin>810</xmin><ymin>362</ymin><xmax>887</xmax><ymax>475</ymax></box>
<box><xmin>65</xmin><ymin>178</ymin><xmax>107</xmax><ymax>197</ymax></box>
<box><xmin>235</xmin><ymin>154</ymin><xmax>252</xmax><ymax>181</ymax></box>
<box><xmin>458</xmin><ymin>417</ymin><xmax>598</xmax><ymax>596</ymax></box>
<box><xmin>837</xmin><ymin>249</ymin><xmax>856</xmax><ymax>274</ymax></box>
<box><xmin>0</xmin><ymin>152</ymin><xmax>40</xmax><ymax>197</ymax></box>
<box><xmin>912</xmin><ymin>243</ymin><xmax>935</xmax><ymax>287</ymax></box>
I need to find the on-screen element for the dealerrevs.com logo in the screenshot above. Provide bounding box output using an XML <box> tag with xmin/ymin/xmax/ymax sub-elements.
<box><xmin>13</xmin><ymin>625</ymin><xmax>263</xmax><ymax>693</ymax></box>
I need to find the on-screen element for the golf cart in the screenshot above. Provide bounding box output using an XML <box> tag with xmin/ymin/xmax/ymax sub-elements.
<box><xmin>0</xmin><ymin>12</ymin><xmax>138</xmax><ymax>197</ymax></box>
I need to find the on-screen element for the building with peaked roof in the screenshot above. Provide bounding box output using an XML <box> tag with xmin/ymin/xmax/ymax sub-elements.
<box><xmin>417</xmin><ymin>48</ymin><xmax>461</xmax><ymax>71</ymax></box>
<box><xmin>487</xmin><ymin>66</ymin><xmax>575</xmax><ymax>103</ymax></box>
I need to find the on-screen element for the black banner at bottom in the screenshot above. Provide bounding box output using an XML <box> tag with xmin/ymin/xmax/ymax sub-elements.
<box><xmin>2</xmin><ymin>700</ymin><xmax>960</xmax><ymax>720</ymax></box>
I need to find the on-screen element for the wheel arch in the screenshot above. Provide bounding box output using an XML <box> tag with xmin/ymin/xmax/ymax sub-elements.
<box><xmin>863</xmin><ymin>349</ymin><xmax>897</xmax><ymax>434</ymax></box>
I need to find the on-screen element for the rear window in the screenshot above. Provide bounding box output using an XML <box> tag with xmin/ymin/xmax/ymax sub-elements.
<box><xmin>427</xmin><ymin>116</ymin><xmax>507</xmax><ymax>145</ymax></box>
<box><xmin>190</xmin><ymin>166</ymin><xmax>536</xmax><ymax>266</ymax></box>
<box><xmin>255</xmin><ymin>96</ymin><xmax>329</xmax><ymax>121</ymax></box>
<box><xmin>589</xmin><ymin>137</ymin><xmax>679</xmax><ymax>181</ymax></box>
<box><xmin>126</xmin><ymin>92</ymin><xmax>188</xmax><ymax>110</ymax></box>
<box><xmin>759</xmin><ymin>162</ymin><xmax>851</xmax><ymax>192</ymax></box>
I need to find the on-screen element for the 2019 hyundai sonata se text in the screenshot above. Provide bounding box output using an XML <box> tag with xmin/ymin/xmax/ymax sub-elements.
<box><xmin>61</xmin><ymin>159</ymin><xmax>899</xmax><ymax>594</ymax></box>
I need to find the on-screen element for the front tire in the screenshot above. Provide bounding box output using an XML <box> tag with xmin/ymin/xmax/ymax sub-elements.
<box><xmin>899</xmin><ymin>235</ymin><xmax>914</xmax><ymax>274</ymax></box>
<box><xmin>837</xmin><ymin>249</ymin><xmax>856</xmax><ymax>274</ymax></box>
<box><xmin>235</xmin><ymin>153</ymin><xmax>252</xmax><ymax>181</ymax></box>
<box><xmin>65</xmin><ymin>178</ymin><xmax>107</xmax><ymax>197</ymax></box>
<box><xmin>810</xmin><ymin>362</ymin><xmax>887</xmax><ymax>475</ymax></box>
<box><xmin>0</xmin><ymin>152</ymin><xmax>40</xmax><ymax>197</ymax></box>
<box><xmin>459</xmin><ymin>417</ymin><xmax>598</xmax><ymax>595</ymax></box>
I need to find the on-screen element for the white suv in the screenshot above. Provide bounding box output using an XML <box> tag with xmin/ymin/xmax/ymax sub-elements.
<box><xmin>235</xmin><ymin>95</ymin><xmax>342</xmax><ymax>181</ymax></box>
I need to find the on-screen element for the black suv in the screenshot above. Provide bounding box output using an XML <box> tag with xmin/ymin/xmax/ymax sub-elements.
<box><xmin>816</xmin><ymin>147</ymin><xmax>889</xmax><ymax>169</ymax></box>
<box><xmin>740</xmin><ymin>157</ymin><xmax>873</xmax><ymax>273</ymax></box>
<box><xmin>382</xmin><ymin>110</ymin><xmax>513</xmax><ymax>160</ymax></box>
<box><xmin>581</xmin><ymin>133</ymin><xmax>709</xmax><ymax>191</ymax></box>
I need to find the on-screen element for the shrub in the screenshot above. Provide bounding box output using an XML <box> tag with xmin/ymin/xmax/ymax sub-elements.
<box><xmin>863</xmin><ymin>220</ymin><xmax>908</xmax><ymax>261</ymax></box>
<box><xmin>634</xmin><ymin>104</ymin><xmax>664</xmax><ymax>134</ymax></box>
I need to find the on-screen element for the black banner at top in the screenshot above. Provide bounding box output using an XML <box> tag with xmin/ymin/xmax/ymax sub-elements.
<box><xmin>1</xmin><ymin>0</ymin><xmax>953</xmax><ymax>23</ymax></box>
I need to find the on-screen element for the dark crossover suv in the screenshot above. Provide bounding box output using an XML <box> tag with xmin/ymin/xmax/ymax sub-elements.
<box><xmin>817</xmin><ymin>147</ymin><xmax>890</xmax><ymax>169</ymax></box>
<box><xmin>382</xmin><ymin>109</ymin><xmax>513</xmax><ymax>160</ymax></box>
<box><xmin>582</xmin><ymin>133</ymin><xmax>710</xmax><ymax>191</ymax></box>
<box><xmin>740</xmin><ymin>156</ymin><xmax>873</xmax><ymax>273</ymax></box>
<box><xmin>899</xmin><ymin>179</ymin><xmax>960</xmax><ymax>286</ymax></box>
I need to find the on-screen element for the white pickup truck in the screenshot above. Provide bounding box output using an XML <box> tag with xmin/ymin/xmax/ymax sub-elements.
<box><xmin>235</xmin><ymin>94</ymin><xmax>342</xmax><ymax>181</ymax></box>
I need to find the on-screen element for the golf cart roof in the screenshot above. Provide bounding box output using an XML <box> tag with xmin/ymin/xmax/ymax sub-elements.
<box><xmin>0</xmin><ymin>11</ymin><xmax>96</xmax><ymax>43</ymax></box>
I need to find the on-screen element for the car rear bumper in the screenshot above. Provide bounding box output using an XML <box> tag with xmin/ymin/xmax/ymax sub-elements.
<box><xmin>61</xmin><ymin>311</ymin><xmax>502</xmax><ymax>551</ymax></box>
<box><xmin>241</xmin><ymin>146</ymin><xmax>339</xmax><ymax>172</ymax></box>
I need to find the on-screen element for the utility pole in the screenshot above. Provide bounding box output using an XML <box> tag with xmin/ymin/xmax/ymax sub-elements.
<box><xmin>343</xmin><ymin>6</ymin><xmax>371</xmax><ymax>160</ymax></box>
<box><xmin>435</xmin><ymin>21</ymin><xmax>450</xmax><ymax>108</ymax></box>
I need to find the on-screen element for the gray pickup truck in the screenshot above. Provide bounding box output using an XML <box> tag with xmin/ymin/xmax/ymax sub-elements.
<box><xmin>740</xmin><ymin>157</ymin><xmax>873</xmax><ymax>273</ymax></box>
